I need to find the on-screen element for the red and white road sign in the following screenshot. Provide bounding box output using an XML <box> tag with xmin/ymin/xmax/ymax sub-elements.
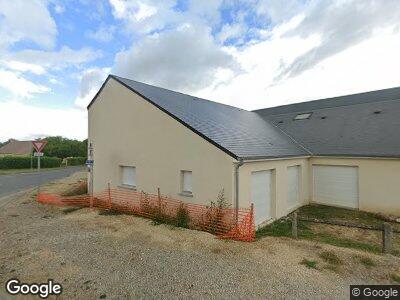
<box><xmin>32</xmin><ymin>140</ymin><xmax>47</xmax><ymax>153</ymax></box>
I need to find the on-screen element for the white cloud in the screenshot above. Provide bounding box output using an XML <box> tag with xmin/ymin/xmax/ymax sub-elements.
<box><xmin>75</xmin><ymin>67</ymin><xmax>110</xmax><ymax>108</ymax></box>
<box><xmin>279</xmin><ymin>0</ymin><xmax>400</xmax><ymax>79</ymax></box>
<box><xmin>7</xmin><ymin>46</ymin><xmax>102</xmax><ymax>71</ymax></box>
<box><xmin>86</xmin><ymin>25</ymin><xmax>116</xmax><ymax>43</ymax></box>
<box><xmin>54</xmin><ymin>3</ymin><xmax>65</xmax><ymax>14</ymax></box>
<box><xmin>0</xmin><ymin>69</ymin><xmax>50</xmax><ymax>98</ymax></box>
<box><xmin>0</xmin><ymin>0</ymin><xmax>57</xmax><ymax>49</ymax></box>
<box><xmin>109</xmin><ymin>0</ymin><xmax>169</xmax><ymax>34</ymax></box>
<box><xmin>113</xmin><ymin>25</ymin><xmax>238</xmax><ymax>92</ymax></box>
<box><xmin>217</xmin><ymin>23</ymin><xmax>246</xmax><ymax>43</ymax></box>
<box><xmin>1</xmin><ymin>60</ymin><xmax>46</xmax><ymax>75</ymax></box>
<box><xmin>255</xmin><ymin>0</ymin><xmax>304</xmax><ymax>24</ymax></box>
<box><xmin>195</xmin><ymin>26</ymin><xmax>400</xmax><ymax>110</ymax></box>
<box><xmin>0</xmin><ymin>101</ymin><xmax>87</xmax><ymax>142</ymax></box>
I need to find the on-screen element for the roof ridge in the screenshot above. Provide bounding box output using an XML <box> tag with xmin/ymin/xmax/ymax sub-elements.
<box><xmin>111</xmin><ymin>75</ymin><xmax>248</xmax><ymax>112</ymax></box>
<box><xmin>253</xmin><ymin>85</ymin><xmax>400</xmax><ymax>115</ymax></box>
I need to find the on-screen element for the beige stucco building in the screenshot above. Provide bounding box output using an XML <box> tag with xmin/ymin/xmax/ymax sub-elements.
<box><xmin>88</xmin><ymin>75</ymin><xmax>400</xmax><ymax>226</ymax></box>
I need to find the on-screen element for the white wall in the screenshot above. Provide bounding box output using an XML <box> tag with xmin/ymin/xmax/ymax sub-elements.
<box><xmin>88</xmin><ymin>78</ymin><xmax>235</xmax><ymax>205</ymax></box>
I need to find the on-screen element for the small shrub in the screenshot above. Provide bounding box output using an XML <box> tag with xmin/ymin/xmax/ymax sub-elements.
<box><xmin>301</xmin><ymin>258</ymin><xmax>317</xmax><ymax>269</ymax></box>
<box><xmin>319</xmin><ymin>251</ymin><xmax>342</xmax><ymax>265</ymax></box>
<box><xmin>359</xmin><ymin>256</ymin><xmax>375</xmax><ymax>268</ymax></box>
<box><xmin>202</xmin><ymin>189</ymin><xmax>230</xmax><ymax>234</ymax></box>
<box><xmin>176</xmin><ymin>203</ymin><xmax>190</xmax><ymax>228</ymax></box>
<box><xmin>140</xmin><ymin>192</ymin><xmax>175</xmax><ymax>225</ymax></box>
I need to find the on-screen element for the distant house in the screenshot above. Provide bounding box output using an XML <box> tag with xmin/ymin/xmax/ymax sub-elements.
<box><xmin>0</xmin><ymin>139</ymin><xmax>33</xmax><ymax>156</ymax></box>
<box><xmin>88</xmin><ymin>75</ymin><xmax>400</xmax><ymax>226</ymax></box>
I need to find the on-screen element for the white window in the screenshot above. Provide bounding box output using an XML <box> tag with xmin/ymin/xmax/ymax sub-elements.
<box><xmin>181</xmin><ymin>170</ymin><xmax>192</xmax><ymax>193</ymax></box>
<box><xmin>294</xmin><ymin>112</ymin><xmax>312</xmax><ymax>120</ymax></box>
<box><xmin>121</xmin><ymin>166</ymin><xmax>136</xmax><ymax>187</ymax></box>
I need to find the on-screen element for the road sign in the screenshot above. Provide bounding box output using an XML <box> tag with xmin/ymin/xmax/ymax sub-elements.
<box><xmin>34</xmin><ymin>152</ymin><xmax>44</xmax><ymax>157</ymax></box>
<box><xmin>32</xmin><ymin>140</ymin><xmax>47</xmax><ymax>153</ymax></box>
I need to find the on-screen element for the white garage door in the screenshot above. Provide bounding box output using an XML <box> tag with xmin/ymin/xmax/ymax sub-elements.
<box><xmin>313</xmin><ymin>165</ymin><xmax>359</xmax><ymax>208</ymax></box>
<box><xmin>251</xmin><ymin>170</ymin><xmax>273</xmax><ymax>226</ymax></box>
<box><xmin>287</xmin><ymin>166</ymin><xmax>301</xmax><ymax>211</ymax></box>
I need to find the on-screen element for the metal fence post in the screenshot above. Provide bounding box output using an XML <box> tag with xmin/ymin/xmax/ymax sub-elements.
<box><xmin>292</xmin><ymin>211</ymin><xmax>298</xmax><ymax>239</ymax></box>
<box><xmin>383</xmin><ymin>222</ymin><xmax>393</xmax><ymax>254</ymax></box>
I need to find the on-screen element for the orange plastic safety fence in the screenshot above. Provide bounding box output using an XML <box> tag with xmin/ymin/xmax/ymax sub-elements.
<box><xmin>37</xmin><ymin>188</ymin><xmax>255</xmax><ymax>242</ymax></box>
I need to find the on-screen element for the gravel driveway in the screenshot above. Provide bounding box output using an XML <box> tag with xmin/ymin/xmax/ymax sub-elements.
<box><xmin>0</xmin><ymin>172</ymin><xmax>399</xmax><ymax>299</ymax></box>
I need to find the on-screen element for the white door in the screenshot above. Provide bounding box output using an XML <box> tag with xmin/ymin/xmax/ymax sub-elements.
<box><xmin>251</xmin><ymin>170</ymin><xmax>273</xmax><ymax>226</ymax></box>
<box><xmin>287</xmin><ymin>166</ymin><xmax>301</xmax><ymax>211</ymax></box>
<box><xmin>313</xmin><ymin>165</ymin><xmax>359</xmax><ymax>208</ymax></box>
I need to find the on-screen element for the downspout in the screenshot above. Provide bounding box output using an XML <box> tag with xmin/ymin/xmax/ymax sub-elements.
<box><xmin>234</xmin><ymin>158</ymin><xmax>244</xmax><ymax>222</ymax></box>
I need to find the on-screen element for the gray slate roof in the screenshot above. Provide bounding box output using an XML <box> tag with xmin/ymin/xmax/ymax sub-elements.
<box><xmin>91</xmin><ymin>75</ymin><xmax>309</xmax><ymax>160</ymax></box>
<box><xmin>89</xmin><ymin>75</ymin><xmax>400</xmax><ymax>159</ymax></box>
<box><xmin>255</xmin><ymin>87</ymin><xmax>400</xmax><ymax>158</ymax></box>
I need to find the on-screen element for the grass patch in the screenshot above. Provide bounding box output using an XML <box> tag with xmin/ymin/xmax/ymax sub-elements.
<box><xmin>300</xmin><ymin>258</ymin><xmax>317</xmax><ymax>269</ymax></box>
<box><xmin>98</xmin><ymin>209</ymin><xmax>125</xmax><ymax>216</ymax></box>
<box><xmin>151</xmin><ymin>220</ymin><xmax>162</xmax><ymax>226</ymax></box>
<box><xmin>211</xmin><ymin>248</ymin><xmax>222</xmax><ymax>254</ymax></box>
<box><xmin>319</xmin><ymin>251</ymin><xmax>342</xmax><ymax>265</ymax></box>
<box><xmin>313</xmin><ymin>233</ymin><xmax>381</xmax><ymax>254</ymax></box>
<box><xmin>298</xmin><ymin>204</ymin><xmax>394</xmax><ymax>228</ymax></box>
<box><xmin>391</xmin><ymin>273</ymin><xmax>400</xmax><ymax>283</ymax></box>
<box><xmin>257</xmin><ymin>218</ymin><xmax>382</xmax><ymax>254</ymax></box>
<box><xmin>62</xmin><ymin>207</ymin><xmax>82</xmax><ymax>214</ymax></box>
<box><xmin>324</xmin><ymin>264</ymin><xmax>339</xmax><ymax>272</ymax></box>
<box><xmin>256</xmin><ymin>218</ymin><xmax>314</xmax><ymax>239</ymax></box>
<box><xmin>358</xmin><ymin>256</ymin><xmax>376</xmax><ymax>268</ymax></box>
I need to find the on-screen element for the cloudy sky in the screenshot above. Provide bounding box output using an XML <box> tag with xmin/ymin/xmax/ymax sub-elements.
<box><xmin>1</xmin><ymin>0</ymin><xmax>400</xmax><ymax>142</ymax></box>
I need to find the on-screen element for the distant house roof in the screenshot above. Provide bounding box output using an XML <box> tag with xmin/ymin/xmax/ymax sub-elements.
<box><xmin>0</xmin><ymin>139</ymin><xmax>33</xmax><ymax>155</ymax></box>
<box><xmin>88</xmin><ymin>75</ymin><xmax>400</xmax><ymax>160</ymax></box>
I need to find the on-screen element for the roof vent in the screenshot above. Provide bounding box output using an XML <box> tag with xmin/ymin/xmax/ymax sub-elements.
<box><xmin>294</xmin><ymin>112</ymin><xmax>312</xmax><ymax>120</ymax></box>
<box><xmin>373</xmin><ymin>110</ymin><xmax>382</xmax><ymax>114</ymax></box>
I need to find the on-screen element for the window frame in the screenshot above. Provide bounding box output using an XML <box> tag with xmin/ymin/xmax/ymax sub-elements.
<box><xmin>120</xmin><ymin>165</ymin><xmax>137</xmax><ymax>189</ymax></box>
<box><xmin>180</xmin><ymin>170</ymin><xmax>193</xmax><ymax>196</ymax></box>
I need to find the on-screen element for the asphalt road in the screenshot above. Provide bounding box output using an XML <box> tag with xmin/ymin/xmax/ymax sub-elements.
<box><xmin>0</xmin><ymin>166</ymin><xmax>85</xmax><ymax>198</ymax></box>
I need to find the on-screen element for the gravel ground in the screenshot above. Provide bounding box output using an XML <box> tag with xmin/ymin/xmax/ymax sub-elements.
<box><xmin>0</xmin><ymin>172</ymin><xmax>399</xmax><ymax>299</ymax></box>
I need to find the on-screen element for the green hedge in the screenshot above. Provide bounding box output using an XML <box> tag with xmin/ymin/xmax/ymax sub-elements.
<box><xmin>66</xmin><ymin>157</ymin><xmax>87</xmax><ymax>166</ymax></box>
<box><xmin>0</xmin><ymin>156</ymin><xmax>62</xmax><ymax>169</ymax></box>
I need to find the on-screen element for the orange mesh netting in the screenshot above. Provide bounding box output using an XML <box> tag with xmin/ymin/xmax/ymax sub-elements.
<box><xmin>37</xmin><ymin>187</ymin><xmax>255</xmax><ymax>242</ymax></box>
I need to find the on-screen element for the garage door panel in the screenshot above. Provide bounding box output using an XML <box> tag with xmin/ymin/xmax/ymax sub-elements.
<box><xmin>313</xmin><ymin>165</ymin><xmax>358</xmax><ymax>208</ymax></box>
<box><xmin>251</xmin><ymin>170</ymin><xmax>273</xmax><ymax>226</ymax></box>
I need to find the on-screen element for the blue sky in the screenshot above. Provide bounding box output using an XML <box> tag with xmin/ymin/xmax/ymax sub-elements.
<box><xmin>1</xmin><ymin>0</ymin><xmax>400</xmax><ymax>142</ymax></box>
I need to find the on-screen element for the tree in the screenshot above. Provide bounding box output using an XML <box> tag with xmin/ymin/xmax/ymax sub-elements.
<box><xmin>42</xmin><ymin>136</ymin><xmax>87</xmax><ymax>159</ymax></box>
